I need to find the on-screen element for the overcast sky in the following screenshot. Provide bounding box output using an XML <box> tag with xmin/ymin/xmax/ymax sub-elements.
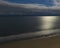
<box><xmin>0</xmin><ymin>0</ymin><xmax>60</xmax><ymax>9</ymax></box>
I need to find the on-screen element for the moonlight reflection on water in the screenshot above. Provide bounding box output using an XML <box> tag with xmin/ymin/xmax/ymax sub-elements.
<box><xmin>0</xmin><ymin>16</ymin><xmax>60</xmax><ymax>43</ymax></box>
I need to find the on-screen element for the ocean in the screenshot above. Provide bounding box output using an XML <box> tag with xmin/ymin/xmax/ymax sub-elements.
<box><xmin>0</xmin><ymin>16</ymin><xmax>60</xmax><ymax>36</ymax></box>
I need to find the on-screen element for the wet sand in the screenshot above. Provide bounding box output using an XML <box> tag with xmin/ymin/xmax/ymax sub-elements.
<box><xmin>0</xmin><ymin>35</ymin><xmax>60</xmax><ymax>48</ymax></box>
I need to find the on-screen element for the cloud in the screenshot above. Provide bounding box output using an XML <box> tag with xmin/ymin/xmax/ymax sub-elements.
<box><xmin>0</xmin><ymin>0</ymin><xmax>60</xmax><ymax>9</ymax></box>
<box><xmin>0</xmin><ymin>0</ymin><xmax>48</xmax><ymax>9</ymax></box>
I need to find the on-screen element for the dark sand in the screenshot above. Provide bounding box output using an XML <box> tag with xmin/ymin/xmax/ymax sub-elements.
<box><xmin>0</xmin><ymin>35</ymin><xmax>60</xmax><ymax>48</ymax></box>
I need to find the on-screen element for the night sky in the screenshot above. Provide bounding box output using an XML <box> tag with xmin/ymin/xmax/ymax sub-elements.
<box><xmin>5</xmin><ymin>0</ymin><xmax>54</xmax><ymax>6</ymax></box>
